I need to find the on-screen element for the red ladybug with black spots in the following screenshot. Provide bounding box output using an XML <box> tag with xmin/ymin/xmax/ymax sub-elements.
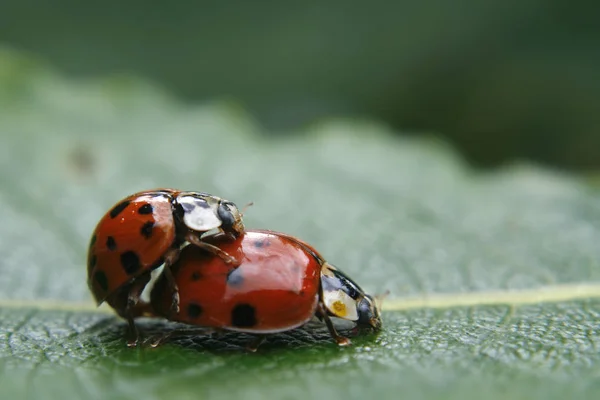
<box><xmin>87</xmin><ymin>188</ymin><xmax>246</xmax><ymax>346</ymax></box>
<box><xmin>149</xmin><ymin>229</ymin><xmax>382</xmax><ymax>351</ymax></box>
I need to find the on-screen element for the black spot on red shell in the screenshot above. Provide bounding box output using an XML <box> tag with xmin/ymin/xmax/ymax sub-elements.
<box><xmin>140</xmin><ymin>221</ymin><xmax>154</xmax><ymax>239</ymax></box>
<box><xmin>89</xmin><ymin>254</ymin><xmax>97</xmax><ymax>269</ymax></box>
<box><xmin>191</xmin><ymin>271</ymin><xmax>202</xmax><ymax>281</ymax></box>
<box><xmin>110</xmin><ymin>200</ymin><xmax>131</xmax><ymax>218</ymax></box>
<box><xmin>94</xmin><ymin>270</ymin><xmax>109</xmax><ymax>292</ymax></box>
<box><xmin>231</xmin><ymin>303</ymin><xmax>257</xmax><ymax>328</ymax></box>
<box><xmin>253</xmin><ymin>239</ymin><xmax>270</xmax><ymax>248</ymax></box>
<box><xmin>187</xmin><ymin>303</ymin><xmax>203</xmax><ymax>319</ymax></box>
<box><xmin>138</xmin><ymin>203</ymin><xmax>153</xmax><ymax>215</ymax></box>
<box><xmin>106</xmin><ymin>236</ymin><xmax>117</xmax><ymax>251</ymax></box>
<box><xmin>120</xmin><ymin>251</ymin><xmax>141</xmax><ymax>275</ymax></box>
<box><xmin>226</xmin><ymin>268</ymin><xmax>244</xmax><ymax>286</ymax></box>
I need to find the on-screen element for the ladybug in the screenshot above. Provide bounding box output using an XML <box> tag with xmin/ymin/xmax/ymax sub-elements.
<box><xmin>87</xmin><ymin>188</ymin><xmax>246</xmax><ymax>346</ymax></box>
<box><xmin>149</xmin><ymin>229</ymin><xmax>382</xmax><ymax>351</ymax></box>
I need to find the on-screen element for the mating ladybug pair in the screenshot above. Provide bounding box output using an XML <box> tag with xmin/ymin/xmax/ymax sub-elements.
<box><xmin>87</xmin><ymin>189</ymin><xmax>382</xmax><ymax>351</ymax></box>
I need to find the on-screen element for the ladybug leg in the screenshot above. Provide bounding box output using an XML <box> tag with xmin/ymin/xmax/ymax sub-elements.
<box><xmin>125</xmin><ymin>318</ymin><xmax>140</xmax><ymax>348</ymax></box>
<box><xmin>316</xmin><ymin>302</ymin><xmax>352</xmax><ymax>347</ymax></box>
<box><xmin>124</xmin><ymin>274</ymin><xmax>152</xmax><ymax>348</ymax></box>
<box><xmin>162</xmin><ymin>248</ymin><xmax>182</xmax><ymax>316</ymax></box>
<box><xmin>245</xmin><ymin>335</ymin><xmax>266</xmax><ymax>352</ymax></box>
<box><xmin>222</xmin><ymin>232</ymin><xmax>238</xmax><ymax>241</ymax></box>
<box><xmin>217</xmin><ymin>226</ymin><xmax>244</xmax><ymax>242</ymax></box>
<box><xmin>126</xmin><ymin>301</ymin><xmax>156</xmax><ymax>318</ymax></box>
<box><xmin>185</xmin><ymin>233</ymin><xmax>239</xmax><ymax>265</ymax></box>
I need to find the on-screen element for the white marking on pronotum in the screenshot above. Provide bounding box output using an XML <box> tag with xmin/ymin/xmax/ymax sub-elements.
<box><xmin>178</xmin><ymin>197</ymin><xmax>223</xmax><ymax>231</ymax></box>
<box><xmin>322</xmin><ymin>289</ymin><xmax>359</xmax><ymax>321</ymax></box>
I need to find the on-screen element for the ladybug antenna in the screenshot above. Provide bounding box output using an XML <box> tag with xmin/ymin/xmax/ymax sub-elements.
<box><xmin>241</xmin><ymin>201</ymin><xmax>254</xmax><ymax>217</ymax></box>
<box><xmin>374</xmin><ymin>290</ymin><xmax>390</xmax><ymax>309</ymax></box>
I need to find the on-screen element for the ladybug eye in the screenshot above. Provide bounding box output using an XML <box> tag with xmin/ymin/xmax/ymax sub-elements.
<box><xmin>217</xmin><ymin>203</ymin><xmax>236</xmax><ymax>229</ymax></box>
<box><xmin>357</xmin><ymin>295</ymin><xmax>382</xmax><ymax>331</ymax></box>
<box><xmin>357</xmin><ymin>297</ymin><xmax>373</xmax><ymax>323</ymax></box>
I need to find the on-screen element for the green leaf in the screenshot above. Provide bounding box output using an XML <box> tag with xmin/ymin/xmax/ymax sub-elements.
<box><xmin>1</xmin><ymin>47</ymin><xmax>600</xmax><ymax>399</ymax></box>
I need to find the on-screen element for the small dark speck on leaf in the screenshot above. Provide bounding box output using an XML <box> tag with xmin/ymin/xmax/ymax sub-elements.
<box><xmin>66</xmin><ymin>145</ymin><xmax>96</xmax><ymax>177</ymax></box>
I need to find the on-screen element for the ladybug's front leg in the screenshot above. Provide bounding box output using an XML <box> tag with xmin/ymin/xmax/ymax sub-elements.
<box><xmin>162</xmin><ymin>247</ymin><xmax>182</xmax><ymax>316</ymax></box>
<box><xmin>123</xmin><ymin>273</ymin><xmax>152</xmax><ymax>348</ymax></box>
<box><xmin>316</xmin><ymin>302</ymin><xmax>352</xmax><ymax>347</ymax></box>
<box><xmin>185</xmin><ymin>233</ymin><xmax>239</xmax><ymax>265</ymax></box>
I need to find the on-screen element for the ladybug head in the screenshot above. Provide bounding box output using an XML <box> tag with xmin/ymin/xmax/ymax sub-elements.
<box><xmin>217</xmin><ymin>200</ymin><xmax>245</xmax><ymax>235</ymax></box>
<box><xmin>175</xmin><ymin>193</ymin><xmax>245</xmax><ymax>235</ymax></box>
<box><xmin>356</xmin><ymin>294</ymin><xmax>382</xmax><ymax>331</ymax></box>
<box><xmin>320</xmin><ymin>263</ymin><xmax>383</xmax><ymax>332</ymax></box>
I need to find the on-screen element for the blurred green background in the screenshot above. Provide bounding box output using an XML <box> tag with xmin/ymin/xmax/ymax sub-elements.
<box><xmin>1</xmin><ymin>0</ymin><xmax>598</xmax><ymax>169</ymax></box>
